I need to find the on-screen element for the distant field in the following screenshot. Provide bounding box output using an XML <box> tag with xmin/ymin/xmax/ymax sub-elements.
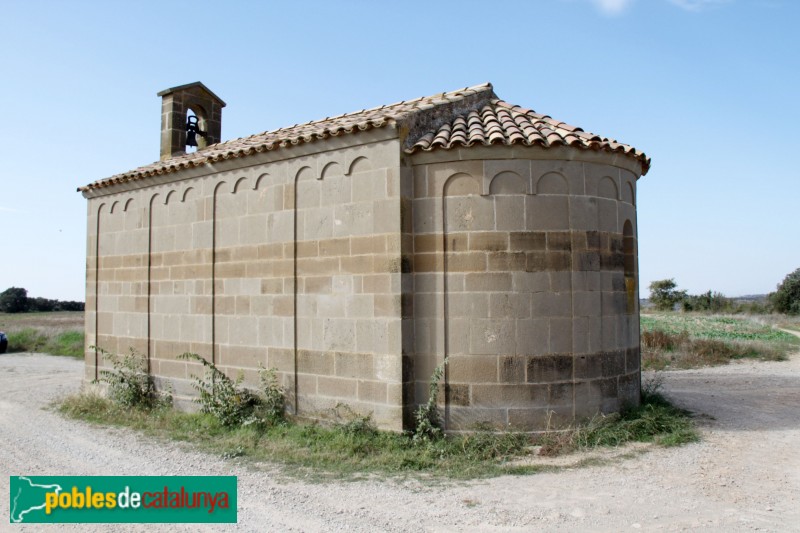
<box><xmin>641</xmin><ymin>312</ymin><xmax>800</xmax><ymax>370</ymax></box>
<box><xmin>2</xmin><ymin>310</ymin><xmax>797</xmax><ymax>367</ymax></box>
<box><xmin>640</xmin><ymin>313</ymin><xmax>797</xmax><ymax>343</ymax></box>
<box><xmin>0</xmin><ymin>312</ymin><xmax>84</xmax><ymax>357</ymax></box>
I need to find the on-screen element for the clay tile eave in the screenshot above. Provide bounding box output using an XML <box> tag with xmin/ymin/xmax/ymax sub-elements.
<box><xmin>81</xmin><ymin>83</ymin><xmax>654</xmax><ymax>192</ymax></box>
<box><xmin>81</xmin><ymin>84</ymin><xmax>493</xmax><ymax>192</ymax></box>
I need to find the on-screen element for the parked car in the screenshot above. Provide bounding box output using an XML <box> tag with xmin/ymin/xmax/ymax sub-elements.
<box><xmin>0</xmin><ymin>332</ymin><xmax>7</xmax><ymax>354</ymax></box>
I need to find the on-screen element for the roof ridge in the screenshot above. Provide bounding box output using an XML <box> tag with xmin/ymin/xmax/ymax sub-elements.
<box><xmin>211</xmin><ymin>83</ymin><xmax>495</xmax><ymax>150</ymax></box>
<box><xmin>78</xmin><ymin>83</ymin><xmax>650</xmax><ymax>193</ymax></box>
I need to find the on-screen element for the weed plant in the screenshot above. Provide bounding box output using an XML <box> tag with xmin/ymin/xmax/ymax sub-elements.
<box><xmin>177</xmin><ymin>353</ymin><xmax>285</xmax><ymax>428</ymax></box>
<box><xmin>60</xmin><ymin>354</ymin><xmax>698</xmax><ymax>479</ymax></box>
<box><xmin>97</xmin><ymin>347</ymin><xmax>171</xmax><ymax>410</ymax></box>
<box><xmin>412</xmin><ymin>358</ymin><xmax>447</xmax><ymax>443</ymax></box>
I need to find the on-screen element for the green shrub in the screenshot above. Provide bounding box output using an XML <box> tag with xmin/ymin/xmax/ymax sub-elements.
<box><xmin>97</xmin><ymin>347</ymin><xmax>171</xmax><ymax>410</ymax></box>
<box><xmin>178</xmin><ymin>353</ymin><xmax>285</xmax><ymax>428</ymax></box>
<box><xmin>255</xmin><ymin>365</ymin><xmax>286</xmax><ymax>426</ymax></box>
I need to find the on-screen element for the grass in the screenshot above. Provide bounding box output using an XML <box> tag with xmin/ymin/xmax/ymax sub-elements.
<box><xmin>535</xmin><ymin>381</ymin><xmax>698</xmax><ymax>455</ymax></box>
<box><xmin>0</xmin><ymin>311</ymin><xmax>84</xmax><ymax>357</ymax></box>
<box><xmin>765</xmin><ymin>314</ymin><xmax>800</xmax><ymax>334</ymax></box>
<box><xmin>780</xmin><ymin>324</ymin><xmax>800</xmax><ymax>333</ymax></box>
<box><xmin>641</xmin><ymin>312</ymin><xmax>800</xmax><ymax>370</ymax></box>
<box><xmin>58</xmin><ymin>393</ymin><xmax>537</xmax><ymax>479</ymax></box>
<box><xmin>58</xmin><ymin>386</ymin><xmax>697</xmax><ymax>480</ymax></box>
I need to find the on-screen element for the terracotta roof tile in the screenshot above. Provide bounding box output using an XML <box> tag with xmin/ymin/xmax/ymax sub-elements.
<box><xmin>406</xmin><ymin>100</ymin><xmax>650</xmax><ymax>174</ymax></box>
<box><xmin>80</xmin><ymin>83</ymin><xmax>495</xmax><ymax>192</ymax></box>
<box><xmin>79</xmin><ymin>83</ymin><xmax>649</xmax><ymax>192</ymax></box>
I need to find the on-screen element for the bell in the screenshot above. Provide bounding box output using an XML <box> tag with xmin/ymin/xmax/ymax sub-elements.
<box><xmin>185</xmin><ymin>115</ymin><xmax>203</xmax><ymax>149</ymax></box>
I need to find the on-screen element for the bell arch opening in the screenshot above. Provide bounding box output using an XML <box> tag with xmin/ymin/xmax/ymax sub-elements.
<box><xmin>185</xmin><ymin>104</ymin><xmax>211</xmax><ymax>152</ymax></box>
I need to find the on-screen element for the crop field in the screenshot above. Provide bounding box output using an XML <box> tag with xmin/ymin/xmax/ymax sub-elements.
<box><xmin>641</xmin><ymin>312</ymin><xmax>800</xmax><ymax>370</ymax></box>
<box><xmin>0</xmin><ymin>312</ymin><xmax>84</xmax><ymax>357</ymax></box>
<box><xmin>641</xmin><ymin>313</ymin><xmax>798</xmax><ymax>343</ymax></box>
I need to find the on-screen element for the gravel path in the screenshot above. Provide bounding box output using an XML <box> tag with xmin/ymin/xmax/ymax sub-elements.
<box><xmin>1</xmin><ymin>345</ymin><xmax>799</xmax><ymax>532</ymax></box>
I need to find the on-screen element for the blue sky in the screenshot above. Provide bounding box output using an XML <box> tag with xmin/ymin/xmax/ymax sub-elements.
<box><xmin>1</xmin><ymin>0</ymin><xmax>797</xmax><ymax>301</ymax></box>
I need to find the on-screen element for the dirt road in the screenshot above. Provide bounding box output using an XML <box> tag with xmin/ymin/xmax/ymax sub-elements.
<box><xmin>1</xmin><ymin>348</ymin><xmax>799</xmax><ymax>532</ymax></box>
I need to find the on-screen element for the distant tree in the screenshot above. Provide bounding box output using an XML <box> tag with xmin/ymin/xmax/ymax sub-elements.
<box><xmin>682</xmin><ymin>290</ymin><xmax>731</xmax><ymax>313</ymax></box>
<box><xmin>648</xmin><ymin>279</ymin><xmax>687</xmax><ymax>311</ymax></box>
<box><xmin>0</xmin><ymin>288</ymin><xmax>83</xmax><ymax>313</ymax></box>
<box><xmin>57</xmin><ymin>300</ymin><xmax>85</xmax><ymax>311</ymax></box>
<box><xmin>27</xmin><ymin>297</ymin><xmax>56</xmax><ymax>312</ymax></box>
<box><xmin>0</xmin><ymin>287</ymin><xmax>29</xmax><ymax>313</ymax></box>
<box><xmin>770</xmin><ymin>268</ymin><xmax>800</xmax><ymax>315</ymax></box>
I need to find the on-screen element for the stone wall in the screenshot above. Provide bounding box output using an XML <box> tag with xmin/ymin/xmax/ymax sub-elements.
<box><xmin>85</xmin><ymin>136</ymin><xmax>643</xmax><ymax>432</ymax></box>
<box><xmin>407</xmin><ymin>147</ymin><xmax>641</xmax><ymax>431</ymax></box>
<box><xmin>86</xmin><ymin>133</ymin><xmax>406</xmax><ymax>429</ymax></box>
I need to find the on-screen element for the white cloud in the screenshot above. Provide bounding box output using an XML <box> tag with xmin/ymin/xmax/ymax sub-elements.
<box><xmin>667</xmin><ymin>0</ymin><xmax>732</xmax><ymax>12</ymax></box>
<box><xmin>591</xmin><ymin>0</ymin><xmax>635</xmax><ymax>15</ymax></box>
<box><xmin>583</xmin><ymin>0</ymin><xmax>732</xmax><ymax>15</ymax></box>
